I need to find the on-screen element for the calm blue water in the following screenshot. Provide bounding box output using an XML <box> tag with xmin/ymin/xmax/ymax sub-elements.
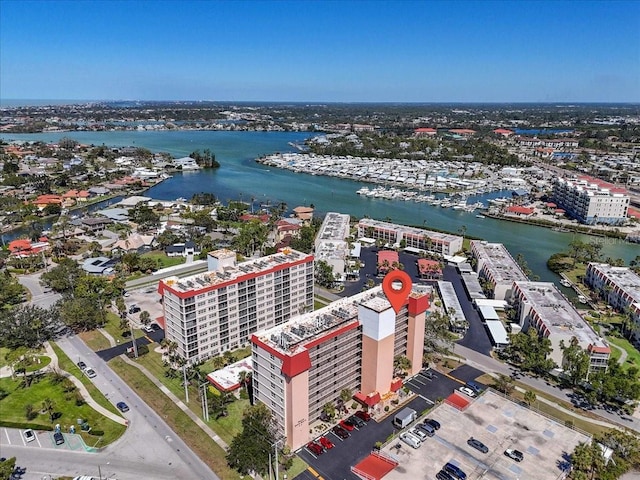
<box><xmin>514</xmin><ymin>129</ymin><xmax>574</xmax><ymax>135</ymax></box>
<box><xmin>3</xmin><ymin>130</ymin><xmax>638</xmax><ymax>282</ymax></box>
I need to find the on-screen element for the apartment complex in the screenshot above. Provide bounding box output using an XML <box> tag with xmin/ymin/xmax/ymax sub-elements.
<box><xmin>552</xmin><ymin>177</ymin><xmax>630</xmax><ymax>225</ymax></box>
<box><xmin>314</xmin><ymin>212</ymin><xmax>352</xmax><ymax>281</ymax></box>
<box><xmin>158</xmin><ymin>248</ymin><xmax>314</xmax><ymax>362</ymax></box>
<box><xmin>251</xmin><ymin>286</ymin><xmax>430</xmax><ymax>449</ymax></box>
<box><xmin>470</xmin><ymin>241</ymin><xmax>529</xmax><ymax>300</ymax></box>
<box><xmin>585</xmin><ymin>263</ymin><xmax>640</xmax><ymax>343</ymax></box>
<box><xmin>510</xmin><ymin>281</ymin><xmax>610</xmax><ymax>374</ymax></box>
<box><xmin>357</xmin><ymin>218</ymin><xmax>463</xmax><ymax>256</ymax></box>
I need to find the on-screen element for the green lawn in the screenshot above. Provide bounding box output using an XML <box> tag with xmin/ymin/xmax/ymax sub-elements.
<box><xmin>209</xmin><ymin>394</ymin><xmax>249</xmax><ymax>444</ymax></box>
<box><xmin>109</xmin><ymin>357</ymin><xmax>243</xmax><ymax>480</ymax></box>
<box><xmin>50</xmin><ymin>343</ymin><xmax>122</xmax><ymax>418</ymax></box>
<box><xmin>131</xmin><ymin>349</ymin><xmax>190</xmax><ymax>401</ymax></box>
<box><xmin>78</xmin><ymin>330</ymin><xmax>111</xmax><ymax>351</ymax></box>
<box><xmin>141</xmin><ymin>250</ymin><xmax>186</xmax><ymax>269</ymax></box>
<box><xmin>0</xmin><ymin>375</ymin><xmax>126</xmax><ymax>445</ymax></box>
<box><xmin>101</xmin><ymin>311</ymin><xmax>146</xmax><ymax>346</ymax></box>
<box><xmin>0</xmin><ymin>347</ymin><xmax>11</xmax><ymax>368</ymax></box>
<box><xmin>606</xmin><ymin>335</ymin><xmax>640</xmax><ymax>370</ymax></box>
<box><xmin>23</xmin><ymin>355</ymin><xmax>51</xmax><ymax>372</ymax></box>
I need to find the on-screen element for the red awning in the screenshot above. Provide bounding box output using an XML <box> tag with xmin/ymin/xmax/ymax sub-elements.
<box><xmin>355</xmin><ymin>391</ymin><xmax>381</xmax><ymax>406</ymax></box>
<box><xmin>390</xmin><ymin>377</ymin><xmax>403</xmax><ymax>392</ymax></box>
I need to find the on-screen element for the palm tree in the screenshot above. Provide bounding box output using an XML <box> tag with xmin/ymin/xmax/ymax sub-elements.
<box><xmin>210</xmin><ymin>355</ymin><xmax>225</xmax><ymax>371</ymax></box>
<box><xmin>322</xmin><ymin>402</ymin><xmax>336</xmax><ymax>421</ymax></box>
<box><xmin>340</xmin><ymin>388</ymin><xmax>352</xmax><ymax>404</ymax></box>
<box><xmin>238</xmin><ymin>370</ymin><xmax>248</xmax><ymax>392</ymax></box>
<box><xmin>393</xmin><ymin>355</ymin><xmax>412</xmax><ymax>377</ymax></box>
<box><xmin>42</xmin><ymin>398</ymin><xmax>56</xmax><ymax>423</ymax></box>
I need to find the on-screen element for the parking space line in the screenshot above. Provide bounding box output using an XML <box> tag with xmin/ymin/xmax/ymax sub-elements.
<box><xmin>412</xmin><ymin>377</ymin><xmax>427</xmax><ymax>385</ymax></box>
<box><xmin>418</xmin><ymin>394</ymin><xmax>435</xmax><ymax>405</ymax></box>
<box><xmin>35</xmin><ymin>433</ymin><xmax>42</xmax><ymax>448</ymax></box>
<box><xmin>4</xmin><ymin>428</ymin><xmax>10</xmax><ymax>444</ymax></box>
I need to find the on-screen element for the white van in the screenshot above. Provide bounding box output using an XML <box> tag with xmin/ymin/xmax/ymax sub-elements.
<box><xmin>399</xmin><ymin>431</ymin><xmax>421</xmax><ymax>449</ymax></box>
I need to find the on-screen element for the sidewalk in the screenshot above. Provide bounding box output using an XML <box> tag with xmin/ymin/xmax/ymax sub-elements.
<box><xmin>0</xmin><ymin>342</ymin><xmax>128</xmax><ymax>426</ymax></box>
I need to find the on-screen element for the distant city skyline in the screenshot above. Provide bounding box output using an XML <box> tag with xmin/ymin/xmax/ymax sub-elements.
<box><xmin>1</xmin><ymin>0</ymin><xmax>639</xmax><ymax>103</ymax></box>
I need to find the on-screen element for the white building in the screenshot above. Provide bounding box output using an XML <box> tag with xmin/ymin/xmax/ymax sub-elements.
<box><xmin>470</xmin><ymin>241</ymin><xmax>529</xmax><ymax>300</ymax></box>
<box><xmin>510</xmin><ymin>281</ymin><xmax>610</xmax><ymax>374</ymax></box>
<box><xmin>585</xmin><ymin>263</ymin><xmax>640</xmax><ymax>343</ymax></box>
<box><xmin>552</xmin><ymin>177</ymin><xmax>630</xmax><ymax>225</ymax></box>
<box><xmin>357</xmin><ymin>219</ymin><xmax>463</xmax><ymax>256</ymax></box>
<box><xmin>314</xmin><ymin>212</ymin><xmax>352</xmax><ymax>280</ymax></box>
<box><xmin>158</xmin><ymin>248</ymin><xmax>314</xmax><ymax>362</ymax></box>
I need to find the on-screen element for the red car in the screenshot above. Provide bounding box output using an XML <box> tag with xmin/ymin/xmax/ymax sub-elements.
<box><xmin>318</xmin><ymin>436</ymin><xmax>334</xmax><ymax>450</ymax></box>
<box><xmin>307</xmin><ymin>441</ymin><xmax>324</xmax><ymax>455</ymax></box>
<box><xmin>354</xmin><ymin>410</ymin><xmax>371</xmax><ymax>422</ymax></box>
<box><xmin>340</xmin><ymin>420</ymin><xmax>355</xmax><ymax>431</ymax></box>
<box><xmin>332</xmin><ymin>425</ymin><xmax>350</xmax><ymax>439</ymax></box>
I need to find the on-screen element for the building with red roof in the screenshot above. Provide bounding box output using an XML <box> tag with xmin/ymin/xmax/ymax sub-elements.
<box><xmin>493</xmin><ymin>128</ymin><xmax>514</xmax><ymax>137</ymax></box>
<box><xmin>377</xmin><ymin>250</ymin><xmax>399</xmax><ymax>274</ymax></box>
<box><xmin>417</xmin><ymin>258</ymin><xmax>442</xmax><ymax>279</ymax></box>
<box><xmin>449</xmin><ymin>128</ymin><xmax>476</xmax><ymax>136</ymax></box>
<box><xmin>251</xmin><ymin>286</ymin><xmax>429</xmax><ymax>449</ymax></box>
<box><xmin>8</xmin><ymin>238</ymin><xmax>50</xmax><ymax>257</ymax></box>
<box><xmin>414</xmin><ymin>127</ymin><xmax>437</xmax><ymax>136</ymax></box>
<box><xmin>33</xmin><ymin>194</ymin><xmax>62</xmax><ymax>210</ymax></box>
<box><xmin>506</xmin><ymin>206</ymin><xmax>535</xmax><ymax>216</ymax></box>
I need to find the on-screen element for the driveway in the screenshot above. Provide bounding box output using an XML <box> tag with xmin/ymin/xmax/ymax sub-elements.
<box><xmin>18</xmin><ymin>272</ymin><xmax>61</xmax><ymax>309</ymax></box>
<box><xmin>96</xmin><ymin>329</ymin><xmax>164</xmax><ymax>362</ymax></box>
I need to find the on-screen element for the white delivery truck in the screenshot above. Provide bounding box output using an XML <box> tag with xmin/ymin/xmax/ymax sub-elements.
<box><xmin>393</xmin><ymin>407</ymin><xmax>417</xmax><ymax>429</ymax></box>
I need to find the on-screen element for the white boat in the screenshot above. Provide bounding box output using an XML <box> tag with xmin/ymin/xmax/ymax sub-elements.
<box><xmin>475</xmin><ymin>214</ymin><xmax>486</xmax><ymax>219</ymax></box>
<box><xmin>578</xmin><ymin>295</ymin><xmax>588</xmax><ymax>304</ymax></box>
<box><xmin>560</xmin><ymin>279</ymin><xmax>571</xmax><ymax>287</ymax></box>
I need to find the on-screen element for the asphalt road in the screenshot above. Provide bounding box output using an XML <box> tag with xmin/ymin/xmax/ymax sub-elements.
<box><xmin>95</xmin><ymin>328</ymin><xmax>164</xmax><ymax>361</ymax></box>
<box><xmin>18</xmin><ymin>272</ymin><xmax>61</xmax><ymax>309</ymax></box>
<box><xmin>54</xmin><ymin>333</ymin><xmax>218</xmax><ymax>479</ymax></box>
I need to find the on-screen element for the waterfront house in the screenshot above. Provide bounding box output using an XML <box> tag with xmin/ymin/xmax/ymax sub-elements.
<box><xmin>82</xmin><ymin>256</ymin><xmax>117</xmax><ymax>276</ymax></box>
<box><xmin>165</xmin><ymin>240</ymin><xmax>200</xmax><ymax>258</ymax></box>
<box><xmin>8</xmin><ymin>238</ymin><xmax>49</xmax><ymax>257</ymax></box>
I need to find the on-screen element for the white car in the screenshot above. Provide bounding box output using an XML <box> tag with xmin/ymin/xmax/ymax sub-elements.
<box><xmin>409</xmin><ymin>427</ymin><xmax>428</xmax><ymax>441</ymax></box>
<box><xmin>84</xmin><ymin>368</ymin><xmax>97</xmax><ymax>379</ymax></box>
<box><xmin>23</xmin><ymin>429</ymin><xmax>35</xmax><ymax>443</ymax></box>
<box><xmin>458</xmin><ymin>386</ymin><xmax>476</xmax><ymax>397</ymax></box>
<box><xmin>399</xmin><ymin>432</ymin><xmax>421</xmax><ymax>449</ymax></box>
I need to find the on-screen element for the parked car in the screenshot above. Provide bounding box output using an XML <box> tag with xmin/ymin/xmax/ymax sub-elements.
<box><xmin>444</xmin><ymin>462</ymin><xmax>467</xmax><ymax>480</ymax></box>
<box><xmin>424</xmin><ymin>418</ymin><xmax>441</xmax><ymax>430</ymax></box>
<box><xmin>143</xmin><ymin>325</ymin><xmax>154</xmax><ymax>333</ymax></box>
<box><xmin>23</xmin><ymin>429</ymin><xmax>35</xmax><ymax>443</ymax></box>
<box><xmin>77</xmin><ymin>361</ymin><xmax>87</xmax><ymax>371</ymax></box>
<box><xmin>457</xmin><ymin>386</ymin><xmax>476</xmax><ymax>397</ymax></box>
<box><xmin>332</xmin><ymin>425</ymin><xmax>350</xmax><ymax>439</ymax></box>
<box><xmin>467</xmin><ymin>437</ymin><xmax>489</xmax><ymax>453</ymax></box>
<box><xmin>504</xmin><ymin>448</ymin><xmax>524</xmax><ymax>462</ymax></box>
<box><xmin>339</xmin><ymin>419</ymin><xmax>355</xmax><ymax>431</ymax></box>
<box><xmin>466</xmin><ymin>381</ymin><xmax>484</xmax><ymax>394</ymax></box>
<box><xmin>53</xmin><ymin>432</ymin><xmax>65</xmax><ymax>445</ymax></box>
<box><xmin>306</xmin><ymin>442</ymin><xmax>324</xmax><ymax>456</ymax></box>
<box><xmin>354</xmin><ymin>410</ymin><xmax>371</xmax><ymax>422</ymax></box>
<box><xmin>84</xmin><ymin>368</ymin><xmax>97</xmax><ymax>379</ymax></box>
<box><xmin>399</xmin><ymin>432</ymin><xmax>421</xmax><ymax>449</ymax></box>
<box><xmin>418</xmin><ymin>422</ymin><xmax>435</xmax><ymax>436</ymax></box>
<box><xmin>409</xmin><ymin>427</ymin><xmax>428</xmax><ymax>441</ymax></box>
<box><xmin>318</xmin><ymin>436</ymin><xmax>334</xmax><ymax>450</ymax></box>
<box><xmin>150</xmin><ymin>323</ymin><xmax>161</xmax><ymax>331</ymax></box>
<box><xmin>116</xmin><ymin>402</ymin><xmax>129</xmax><ymax>413</ymax></box>
<box><xmin>436</xmin><ymin>470</ymin><xmax>457</xmax><ymax>480</ymax></box>
<box><xmin>348</xmin><ymin>415</ymin><xmax>366</xmax><ymax>428</ymax></box>
<box><xmin>129</xmin><ymin>306</ymin><xmax>141</xmax><ymax>314</ymax></box>
<box><xmin>421</xmin><ymin>369</ymin><xmax>435</xmax><ymax>379</ymax></box>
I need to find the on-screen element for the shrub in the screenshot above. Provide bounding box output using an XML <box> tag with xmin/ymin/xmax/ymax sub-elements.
<box><xmin>351</xmin><ymin>402</ymin><xmax>359</xmax><ymax>409</ymax></box>
<box><xmin>384</xmin><ymin>406</ymin><xmax>390</xmax><ymax>412</ymax></box>
<box><xmin>24</xmin><ymin>404</ymin><xmax>37</xmax><ymax>421</ymax></box>
<box><xmin>89</xmin><ymin>429</ymin><xmax>104</xmax><ymax>436</ymax></box>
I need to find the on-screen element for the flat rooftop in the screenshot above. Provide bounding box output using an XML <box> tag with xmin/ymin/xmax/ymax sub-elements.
<box><xmin>589</xmin><ymin>263</ymin><xmax>640</xmax><ymax>303</ymax></box>
<box><xmin>162</xmin><ymin>249</ymin><xmax>311</xmax><ymax>293</ymax></box>
<box><xmin>255</xmin><ymin>285</ymin><xmax>430</xmax><ymax>356</ymax></box>
<box><xmin>316</xmin><ymin>212</ymin><xmax>351</xmax><ymax>243</ymax></box>
<box><xmin>437</xmin><ymin>281</ymin><xmax>466</xmax><ymax>324</ymax></box>
<box><xmin>359</xmin><ymin>218</ymin><xmax>462</xmax><ymax>243</ymax></box>
<box><xmin>514</xmin><ymin>282</ymin><xmax>608</xmax><ymax>350</ymax></box>
<box><xmin>471</xmin><ymin>241</ymin><xmax>529</xmax><ymax>284</ymax></box>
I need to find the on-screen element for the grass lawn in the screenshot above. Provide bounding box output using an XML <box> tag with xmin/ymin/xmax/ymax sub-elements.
<box><xmin>562</xmin><ymin>263</ymin><xmax>588</xmax><ymax>286</ymax></box>
<box><xmin>50</xmin><ymin>343</ymin><xmax>121</xmax><ymax>418</ymax></box>
<box><xmin>606</xmin><ymin>335</ymin><xmax>640</xmax><ymax>370</ymax></box>
<box><xmin>132</xmin><ymin>349</ymin><xmax>189</xmax><ymax>401</ymax></box>
<box><xmin>0</xmin><ymin>347</ymin><xmax>11</xmax><ymax>368</ymax></box>
<box><xmin>314</xmin><ymin>299</ymin><xmax>329</xmax><ymax>310</ymax></box>
<box><xmin>23</xmin><ymin>355</ymin><xmax>51</xmax><ymax>372</ymax></box>
<box><xmin>209</xmin><ymin>395</ymin><xmax>249</xmax><ymax>445</ymax></box>
<box><xmin>78</xmin><ymin>330</ymin><xmax>111</xmax><ymax>351</ymax></box>
<box><xmin>109</xmin><ymin>357</ymin><xmax>243</xmax><ymax>480</ymax></box>
<box><xmin>0</xmin><ymin>375</ymin><xmax>126</xmax><ymax>445</ymax></box>
<box><xmin>101</xmin><ymin>311</ymin><xmax>146</xmax><ymax>345</ymax></box>
<box><xmin>141</xmin><ymin>250</ymin><xmax>186</xmax><ymax>269</ymax></box>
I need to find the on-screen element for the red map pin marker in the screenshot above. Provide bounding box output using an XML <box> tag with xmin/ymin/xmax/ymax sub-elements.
<box><xmin>382</xmin><ymin>270</ymin><xmax>413</xmax><ymax>313</ymax></box>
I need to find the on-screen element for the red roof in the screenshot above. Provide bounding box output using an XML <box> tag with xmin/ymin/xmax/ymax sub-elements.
<box><xmin>415</xmin><ymin>127</ymin><xmax>437</xmax><ymax>133</ymax></box>
<box><xmin>628</xmin><ymin>207</ymin><xmax>640</xmax><ymax>219</ymax></box>
<box><xmin>546</xmin><ymin>202</ymin><xmax>557</xmax><ymax>208</ymax></box>
<box><xmin>351</xmin><ymin>452</ymin><xmax>398</xmax><ymax>480</ymax></box>
<box><xmin>588</xmin><ymin>344</ymin><xmax>611</xmax><ymax>354</ymax></box>
<box><xmin>239</xmin><ymin>213</ymin><xmax>270</xmax><ymax>223</ymax></box>
<box><xmin>377</xmin><ymin>250</ymin><xmax>399</xmax><ymax>264</ymax></box>
<box><xmin>494</xmin><ymin>128</ymin><xmax>514</xmax><ymax>135</ymax></box>
<box><xmin>417</xmin><ymin>258</ymin><xmax>442</xmax><ymax>275</ymax></box>
<box><xmin>390</xmin><ymin>378</ymin><xmax>403</xmax><ymax>392</ymax></box>
<box><xmin>507</xmin><ymin>206</ymin><xmax>534</xmax><ymax>215</ymax></box>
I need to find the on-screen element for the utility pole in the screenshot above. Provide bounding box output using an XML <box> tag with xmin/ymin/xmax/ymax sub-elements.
<box><xmin>200</xmin><ymin>381</ymin><xmax>209</xmax><ymax>421</ymax></box>
<box><xmin>183</xmin><ymin>364</ymin><xmax>189</xmax><ymax>403</ymax></box>
<box><xmin>129</xmin><ymin>318</ymin><xmax>138</xmax><ymax>358</ymax></box>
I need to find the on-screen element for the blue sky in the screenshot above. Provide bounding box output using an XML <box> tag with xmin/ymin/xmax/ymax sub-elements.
<box><xmin>1</xmin><ymin>0</ymin><xmax>638</xmax><ymax>102</ymax></box>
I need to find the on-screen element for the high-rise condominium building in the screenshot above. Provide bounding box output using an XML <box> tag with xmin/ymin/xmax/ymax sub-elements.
<box><xmin>552</xmin><ymin>177</ymin><xmax>629</xmax><ymax>225</ymax></box>
<box><xmin>251</xmin><ymin>285</ymin><xmax>429</xmax><ymax>449</ymax></box>
<box><xmin>158</xmin><ymin>248</ymin><xmax>314</xmax><ymax>362</ymax></box>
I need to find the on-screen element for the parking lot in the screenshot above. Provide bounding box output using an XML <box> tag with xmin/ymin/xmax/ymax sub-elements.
<box><xmin>124</xmin><ymin>286</ymin><xmax>164</xmax><ymax>326</ymax></box>
<box><xmin>381</xmin><ymin>390</ymin><xmax>589</xmax><ymax>480</ymax></box>
<box><xmin>0</xmin><ymin>427</ymin><xmax>88</xmax><ymax>452</ymax></box>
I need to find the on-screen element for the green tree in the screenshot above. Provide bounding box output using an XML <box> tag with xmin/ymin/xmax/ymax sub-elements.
<box><xmin>139</xmin><ymin>310</ymin><xmax>151</xmax><ymax>325</ymax></box>
<box><xmin>315</xmin><ymin>260</ymin><xmax>336</xmax><ymax>289</ymax></box>
<box><xmin>423</xmin><ymin>310</ymin><xmax>456</xmax><ymax>361</ymax></box>
<box><xmin>58</xmin><ymin>297</ymin><xmax>102</xmax><ymax>331</ymax></box>
<box><xmin>226</xmin><ymin>403</ymin><xmax>277</xmax><ymax>476</ymax></box>
<box><xmin>493</xmin><ymin>374</ymin><xmax>515</xmax><ymax>395</ymax></box>
<box><xmin>0</xmin><ymin>271</ymin><xmax>26</xmax><ymax>308</ymax></box>
<box><xmin>524</xmin><ymin>390</ymin><xmax>537</xmax><ymax>406</ymax></box>
<box><xmin>322</xmin><ymin>402</ymin><xmax>336</xmax><ymax>420</ymax></box>
<box><xmin>0</xmin><ymin>304</ymin><xmax>60</xmax><ymax>348</ymax></box>
<box><xmin>339</xmin><ymin>388</ymin><xmax>353</xmax><ymax>404</ymax></box>
<box><xmin>393</xmin><ymin>355</ymin><xmax>411</xmax><ymax>377</ymax></box>
<box><xmin>41</xmin><ymin>257</ymin><xmax>83</xmax><ymax>293</ymax></box>
<box><xmin>561</xmin><ymin>336</ymin><xmax>591</xmax><ymax>386</ymax></box>
<box><xmin>42</xmin><ymin>397</ymin><xmax>56</xmax><ymax>423</ymax></box>
<box><xmin>0</xmin><ymin>457</ymin><xmax>16</xmax><ymax>479</ymax></box>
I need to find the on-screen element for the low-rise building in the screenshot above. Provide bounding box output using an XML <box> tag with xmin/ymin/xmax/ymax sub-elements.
<box><xmin>251</xmin><ymin>285</ymin><xmax>429</xmax><ymax>449</ymax></box>
<box><xmin>585</xmin><ymin>263</ymin><xmax>640</xmax><ymax>343</ymax></box>
<box><xmin>470</xmin><ymin>241</ymin><xmax>529</xmax><ymax>300</ymax></box>
<box><xmin>165</xmin><ymin>241</ymin><xmax>201</xmax><ymax>257</ymax></box>
<box><xmin>159</xmin><ymin>248</ymin><xmax>314</xmax><ymax>362</ymax></box>
<box><xmin>510</xmin><ymin>281</ymin><xmax>610</xmax><ymax>374</ymax></box>
<box><xmin>314</xmin><ymin>212</ymin><xmax>352</xmax><ymax>280</ymax></box>
<box><xmin>357</xmin><ymin>219</ymin><xmax>463</xmax><ymax>256</ymax></box>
